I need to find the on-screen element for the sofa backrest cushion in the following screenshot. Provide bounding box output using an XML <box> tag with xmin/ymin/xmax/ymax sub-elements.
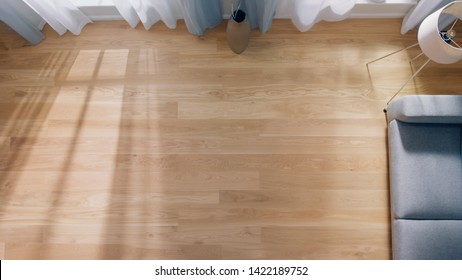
<box><xmin>387</xmin><ymin>95</ymin><xmax>462</xmax><ymax>124</ymax></box>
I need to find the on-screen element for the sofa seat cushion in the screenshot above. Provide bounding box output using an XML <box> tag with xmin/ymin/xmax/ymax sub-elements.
<box><xmin>393</xmin><ymin>219</ymin><xmax>462</xmax><ymax>260</ymax></box>
<box><xmin>389</xmin><ymin>120</ymin><xmax>462</xmax><ymax>219</ymax></box>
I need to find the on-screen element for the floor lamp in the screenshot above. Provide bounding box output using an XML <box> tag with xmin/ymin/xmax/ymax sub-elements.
<box><xmin>368</xmin><ymin>1</ymin><xmax>462</xmax><ymax>105</ymax></box>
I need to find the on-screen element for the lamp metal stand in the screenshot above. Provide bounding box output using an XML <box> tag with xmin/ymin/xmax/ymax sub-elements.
<box><xmin>366</xmin><ymin>42</ymin><xmax>419</xmax><ymax>67</ymax></box>
<box><xmin>367</xmin><ymin>42</ymin><xmax>432</xmax><ymax>106</ymax></box>
<box><xmin>386</xmin><ymin>58</ymin><xmax>431</xmax><ymax>105</ymax></box>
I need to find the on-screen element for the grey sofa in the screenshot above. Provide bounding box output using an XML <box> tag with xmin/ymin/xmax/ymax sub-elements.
<box><xmin>387</xmin><ymin>95</ymin><xmax>462</xmax><ymax>260</ymax></box>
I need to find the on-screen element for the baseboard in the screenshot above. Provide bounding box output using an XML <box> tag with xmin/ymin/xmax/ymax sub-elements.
<box><xmin>79</xmin><ymin>6</ymin><xmax>123</xmax><ymax>21</ymax></box>
<box><xmin>351</xmin><ymin>2</ymin><xmax>415</xmax><ymax>18</ymax></box>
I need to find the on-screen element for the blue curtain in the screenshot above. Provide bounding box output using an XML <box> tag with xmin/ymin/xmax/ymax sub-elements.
<box><xmin>180</xmin><ymin>0</ymin><xmax>223</xmax><ymax>36</ymax></box>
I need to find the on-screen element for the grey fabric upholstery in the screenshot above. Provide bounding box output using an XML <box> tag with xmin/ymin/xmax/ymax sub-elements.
<box><xmin>387</xmin><ymin>95</ymin><xmax>462</xmax><ymax>124</ymax></box>
<box><xmin>394</xmin><ymin>220</ymin><xmax>462</xmax><ymax>260</ymax></box>
<box><xmin>387</xmin><ymin>95</ymin><xmax>462</xmax><ymax>260</ymax></box>
<box><xmin>389</xmin><ymin>121</ymin><xmax>462</xmax><ymax>219</ymax></box>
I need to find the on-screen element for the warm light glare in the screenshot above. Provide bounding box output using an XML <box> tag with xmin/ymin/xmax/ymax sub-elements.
<box><xmin>66</xmin><ymin>49</ymin><xmax>129</xmax><ymax>81</ymax></box>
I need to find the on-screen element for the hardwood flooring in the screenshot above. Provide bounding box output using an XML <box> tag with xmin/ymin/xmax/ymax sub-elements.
<box><xmin>1</xmin><ymin>18</ymin><xmax>461</xmax><ymax>260</ymax></box>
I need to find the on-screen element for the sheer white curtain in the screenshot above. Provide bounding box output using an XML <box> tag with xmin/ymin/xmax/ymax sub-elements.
<box><xmin>288</xmin><ymin>0</ymin><xmax>357</xmax><ymax>32</ymax></box>
<box><xmin>237</xmin><ymin>0</ymin><xmax>357</xmax><ymax>33</ymax></box>
<box><xmin>22</xmin><ymin>0</ymin><xmax>92</xmax><ymax>35</ymax></box>
<box><xmin>0</xmin><ymin>0</ymin><xmax>44</xmax><ymax>44</ymax></box>
<box><xmin>0</xmin><ymin>0</ymin><xmax>90</xmax><ymax>44</ymax></box>
<box><xmin>112</xmin><ymin>0</ymin><xmax>222</xmax><ymax>36</ymax></box>
<box><xmin>113</xmin><ymin>0</ymin><xmax>357</xmax><ymax>35</ymax></box>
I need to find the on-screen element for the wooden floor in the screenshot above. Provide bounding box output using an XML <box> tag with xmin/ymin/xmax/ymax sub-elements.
<box><xmin>1</xmin><ymin>18</ymin><xmax>461</xmax><ymax>260</ymax></box>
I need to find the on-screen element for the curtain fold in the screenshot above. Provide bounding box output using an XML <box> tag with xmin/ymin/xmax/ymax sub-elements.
<box><xmin>113</xmin><ymin>0</ymin><xmax>222</xmax><ymax>36</ymax></box>
<box><xmin>290</xmin><ymin>0</ymin><xmax>357</xmax><ymax>32</ymax></box>
<box><xmin>241</xmin><ymin>0</ymin><xmax>279</xmax><ymax>33</ymax></box>
<box><xmin>401</xmin><ymin>0</ymin><xmax>451</xmax><ymax>34</ymax></box>
<box><xmin>22</xmin><ymin>0</ymin><xmax>92</xmax><ymax>36</ymax></box>
<box><xmin>112</xmin><ymin>0</ymin><xmax>181</xmax><ymax>30</ymax></box>
<box><xmin>231</xmin><ymin>0</ymin><xmax>356</xmax><ymax>34</ymax></box>
<box><xmin>179</xmin><ymin>0</ymin><xmax>222</xmax><ymax>35</ymax></box>
<box><xmin>0</xmin><ymin>0</ymin><xmax>44</xmax><ymax>44</ymax></box>
<box><xmin>0</xmin><ymin>0</ymin><xmax>90</xmax><ymax>44</ymax></box>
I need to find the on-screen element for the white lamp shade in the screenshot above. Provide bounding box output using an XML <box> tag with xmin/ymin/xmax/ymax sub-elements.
<box><xmin>418</xmin><ymin>1</ymin><xmax>462</xmax><ymax>64</ymax></box>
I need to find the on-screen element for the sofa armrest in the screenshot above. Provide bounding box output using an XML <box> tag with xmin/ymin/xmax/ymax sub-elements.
<box><xmin>387</xmin><ymin>95</ymin><xmax>462</xmax><ymax>124</ymax></box>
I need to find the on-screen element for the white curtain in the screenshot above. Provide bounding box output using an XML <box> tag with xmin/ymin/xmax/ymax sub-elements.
<box><xmin>112</xmin><ymin>0</ymin><xmax>222</xmax><ymax>36</ymax></box>
<box><xmin>22</xmin><ymin>0</ymin><xmax>92</xmax><ymax>35</ymax></box>
<box><xmin>113</xmin><ymin>0</ymin><xmax>357</xmax><ymax>35</ymax></box>
<box><xmin>235</xmin><ymin>0</ymin><xmax>356</xmax><ymax>33</ymax></box>
<box><xmin>289</xmin><ymin>0</ymin><xmax>357</xmax><ymax>32</ymax></box>
<box><xmin>0</xmin><ymin>0</ymin><xmax>90</xmax><ymax>44</ymax></box>
<box><xmin>0</xmin><ymin>0</ymin><xmax>44</xmax><ymax>44</ymax></box>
